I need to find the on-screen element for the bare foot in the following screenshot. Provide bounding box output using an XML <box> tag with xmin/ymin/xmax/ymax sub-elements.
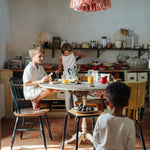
<box><xmin>31</xmin><ymin>100</ymin><xmax>40</xmax><ymax>110</ymax></box>
<box><xmin>68</xmin><ymin>114</ymin><xmax>74</xmax><ymax>120</ymax></box>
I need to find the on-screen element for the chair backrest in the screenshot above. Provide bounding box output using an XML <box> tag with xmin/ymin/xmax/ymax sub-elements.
<box><xmin>9</xmin><ymin>77</ymin><xmax>31</xmax><ymax>113</ymax></box>
<box><xmin>123</xmin><ymin>82</ymin><xmax>146</xmax><ymax>122</ymax></box>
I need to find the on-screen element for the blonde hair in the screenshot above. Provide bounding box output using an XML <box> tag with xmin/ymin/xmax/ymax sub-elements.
<box><xmin>29</xmin><ymin>44</ymin><xmax>45</xmax><ymax>57</ymax></box>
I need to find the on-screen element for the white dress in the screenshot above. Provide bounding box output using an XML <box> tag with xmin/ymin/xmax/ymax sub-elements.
<box><xmin>23</xmin><ymin>62</ymin><xmax>47</xmax><ymax>100</ymax></box>
<box><xmin>93</xmin><ymin>113</ymin><xmax>135</xmax><ymax>150</ymax></box>
<box><xmin>62</xmin><ymin>52</ymin><xmax>77</xmax><ymax>76</ymax></box>
<box><xmin>62</xmin><ymin>52</ymin><xmax>78</xmax><ymax>111</ymax></box>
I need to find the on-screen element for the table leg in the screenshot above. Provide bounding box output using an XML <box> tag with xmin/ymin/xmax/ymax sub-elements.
<box><xmin>75</xmin><ymin>117</ymin><xmax>80</xmax><ymax>150</ymax></box>
<box><xmin>65</xmin><ymin>92</ymin><xmax>94</xmax><ymax>147</ymax></box>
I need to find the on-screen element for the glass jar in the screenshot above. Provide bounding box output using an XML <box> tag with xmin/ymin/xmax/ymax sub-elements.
<box><xmin>61</xmin><ymin>75</ymin><xmax>68</xmax><ymax>84</ymax></box>
<box><xmin>88</xmin><ymin>70</ymin><xmax>94</xmax><ymax>84</ymax></box>
<box><xmin>101</xmin><ymin>36</ymin><xmax>107</xmax><ymax>48</ymax></box>
<box><xmin>93</xmin><ymin>70</ymin><xmax>99</xmax><ymax>84</ymax></box>
<box><xmin>129</xmin><ymin>57</ymin><xmax>135</xmax><ymax>69</ymax></box>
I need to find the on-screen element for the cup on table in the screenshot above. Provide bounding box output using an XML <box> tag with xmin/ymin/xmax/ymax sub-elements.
<box><xmin>88</xmin><ymin>70</ymin><xmax>94</xmax><ymax>84</ymax></box>
<box><xmin>62</xmin><ymin>75</ymin><xmax>68</xmax><ymax>84</ymax></box>
<box><xmin>88</xmin><ymin>76</ymin><xmax>94</xmax><ymax>84</ymax></box>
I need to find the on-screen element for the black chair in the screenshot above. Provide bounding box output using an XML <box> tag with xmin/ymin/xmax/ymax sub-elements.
<box><xmin>9</xmin><ymin>77</ymin><xmax>53</xmax><ymax>150</ymax></box>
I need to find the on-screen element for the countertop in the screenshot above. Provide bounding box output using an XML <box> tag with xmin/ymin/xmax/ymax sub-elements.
<box><xmin>1</xmin><ymin>68</ymin><xmax>150</xmax><ymax>72</ymax></box>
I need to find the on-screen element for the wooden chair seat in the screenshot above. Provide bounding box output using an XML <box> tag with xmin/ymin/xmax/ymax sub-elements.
<box><xmin>62</xmin><ymin>110</ymin><xmax>103</xmax><ymax>150</ymax></box>
<box><xmin>14</xmin><ymin>108</ymin><xmax>50</xmax><ymax>117</ymax></box>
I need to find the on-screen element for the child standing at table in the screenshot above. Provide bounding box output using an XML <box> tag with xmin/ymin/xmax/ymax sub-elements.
<box><xmin>58</xmin><ymin>43</ymin><xmax>85</xmax><ymax>119</ymax></box>
<box><xmin>93</xmin><ymin>82</ymin><xmax>135</xmax><ymax>150</ymax></box>
<box><xmin>23</xmin><ymin>44</ymin><xmax>57</xmax><ymax>110</ymax></box>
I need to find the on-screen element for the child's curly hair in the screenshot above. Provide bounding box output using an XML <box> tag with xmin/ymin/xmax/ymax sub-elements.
<box><xmin>61</xmin><ymin>43</ymin><xmax>72</xmax><ymax>54</ymax></box>
<box><xmin>106</xmin><ymin>82</ymin><xmax>131</xmax><ymax>107</ymax></box>
<box><xmin>29</xmin><ymin>44</ymin><xmax>45</xmax><ymax>57</ymax></box>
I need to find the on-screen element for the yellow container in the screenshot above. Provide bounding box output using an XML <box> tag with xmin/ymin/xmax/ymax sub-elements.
<box><xmin>88</xmin><ymin>76</ymin><xmax>94</xmax><ymax>84</ymax></box>
<box><xmin>62</xmin><ymin>79</ymin><xmax>68</xmax><ymax>84</ymax></box>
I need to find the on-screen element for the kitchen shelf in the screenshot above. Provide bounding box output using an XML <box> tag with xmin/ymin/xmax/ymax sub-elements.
<box><xmin>50</xmin><ymin>48</ymin><xmax>148</xmax><ymax>58</ymax></box>
<box><xmin>73</xmin><ymin>48</ymin><xmax>101</xmax><ymax>58</ymax></box>
<box><xmin>102</xmin><ymin>48</ymin><xmax>148</xmax><ymax>58</ymax></box>
<box><xmin>73</xmin><ymin>48</ymin><xmax>148</xmax><ymax>58</ymax></box>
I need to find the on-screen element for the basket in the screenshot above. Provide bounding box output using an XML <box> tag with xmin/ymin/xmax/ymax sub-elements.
<box><xmin>120</xmin><ymin>29</ymin><xmax>128</xmax><ymax>35</ymax></box>
<box><xmin>102</xmin><ymin>62</ymin><xmax>116</xmax><ymax>67</ymax></box>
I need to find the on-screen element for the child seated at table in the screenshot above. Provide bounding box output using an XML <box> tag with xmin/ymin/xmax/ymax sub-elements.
<box><xmin>93</xmin><ymin>82</ymin><xmax>135</xmax><ymax>150</ymax></box>
<box><xmin>23</xmin><ymin>44</ymin><xmax>57</xmax><ymax>110</ymax></box>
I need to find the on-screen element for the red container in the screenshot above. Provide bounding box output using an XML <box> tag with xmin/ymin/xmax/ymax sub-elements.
<box><xmin>100</xmin><ymin>76</ymin><xmax>107</xmax><ymax>84</ymax></box>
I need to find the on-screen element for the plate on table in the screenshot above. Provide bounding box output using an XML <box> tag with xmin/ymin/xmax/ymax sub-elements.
<box><xmin>72</xmin><ymin>107</ymin><xmax>98</xmax><ymax>114</ymax></box>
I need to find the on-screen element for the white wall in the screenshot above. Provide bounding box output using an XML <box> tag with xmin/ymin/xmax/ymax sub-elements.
<box><xmin>0</xmin><ymin>0</ymin><xmax>9</xmax><ymax>120</ymax></box>
<box><xmin>6</xmin><ymin>0</ymin><xmax>150</xmax><ymax>64</ymax></box>
<box><xmin>0</xmin><ymin>0</ymin><xmax>9</xmax><ymax>68</ymax></box>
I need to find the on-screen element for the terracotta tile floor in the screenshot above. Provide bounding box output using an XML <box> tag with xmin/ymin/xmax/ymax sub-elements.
<box><xmin>1</xmin><ymin>107</ymin><xmax>150</xmax><ymax>150</ymax></box>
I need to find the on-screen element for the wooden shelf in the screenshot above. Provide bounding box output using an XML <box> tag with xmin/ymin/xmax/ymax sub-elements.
<box><xmin>50</xmin><ymin>48</ymin><xmax>148</xmax><ymax>58</ymax></box>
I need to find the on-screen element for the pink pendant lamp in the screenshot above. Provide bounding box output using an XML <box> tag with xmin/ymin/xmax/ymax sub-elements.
<box><xmin>70</xmin><ymin>0</ymin><xmax>111</xmax><ymax>12</ymax></box>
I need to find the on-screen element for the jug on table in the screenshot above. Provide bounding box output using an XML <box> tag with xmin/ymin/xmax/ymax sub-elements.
<box><xmin>99</xmin><ymin>73</ymin><xmax>114</xmax><ymax>84</ymax></box>
<box><xmin>100</xmin><ymin>76</ymin><xmax>107</xmax><ymax>84</ymax></box>
<box><xmin>68</xmin><ymin>67</ymin><xmax>79</xmax><ymax>81</ymax></box>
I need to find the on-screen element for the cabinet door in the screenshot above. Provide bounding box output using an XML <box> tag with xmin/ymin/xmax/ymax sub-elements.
<box><xmin>138</xmin><ymin>72</ymin><xmax>148</xmax><ymax>82</ymax></box>
<box><xmin>127</xmin><ymin>72</ymin><xmax>137</xmax><ymax>82</ymax></box>
<box><xmin>56</xmin><ymin>90</ymin><xmax>65</xmax><ymax>99</ymax></box>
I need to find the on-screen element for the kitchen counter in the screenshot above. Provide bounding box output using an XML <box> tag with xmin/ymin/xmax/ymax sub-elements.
<box><xmin>1</xmin><ymin>68</ymin><xmax>150</xmax><ymax>72</ymax></box>
<box><xmin>1</xmin><ymin>68</ymin><xmax>150</xmax><ymax>118</ymax></box>
<box><xmin>1</xmin><ymin>68</ymin><xmax>150</xmax><ymax>81</ymax></box>
<box><xmin>79</xmin><ymin>69</ymin><xmax>150</xmax><ymax>73</ymax></box>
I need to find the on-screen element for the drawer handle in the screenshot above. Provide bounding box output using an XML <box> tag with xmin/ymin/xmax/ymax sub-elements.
<box><xmin>130</xmin><ymin>77</ymin><xmax>135</xmax><ymax>80</ymax></box>
<box><xmin>141</xmin><ymin>76</ymin><xmax>145</xmax><ymax>79</ymax></box>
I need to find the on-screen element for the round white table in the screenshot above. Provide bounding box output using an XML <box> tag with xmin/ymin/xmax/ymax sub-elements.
<box><xmin>40</xmin><ymin>82</ymin><xmax>108</xmax><ymax>91</ymax></box>
<box><xmin>40</xmin><ymin>82</ymin><xmax>108</xmax><ymax>148</ymax></box>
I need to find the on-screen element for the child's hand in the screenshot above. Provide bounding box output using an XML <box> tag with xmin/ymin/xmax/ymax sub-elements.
<box><xmin>41</xmin><ymin>76</ymin><xmax>49</xmax><ymax>83</ymax></box>
<box><xmin>48</xmin><ymin>76</ymin><xmax>52</xmax><ymax>82</ymax></box>
<box><xmin>48</xmin><ymin>72</ymin><xmax>53</xmax><ymax>82</ymax></box>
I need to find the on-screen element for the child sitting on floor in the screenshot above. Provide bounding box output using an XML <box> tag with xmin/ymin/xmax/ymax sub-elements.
<box><xmin>23</xmin><ymin>44</ymin><xmax>57</xmax><ymax>110</ymax></box>
<box><xmin>93</xmin><ymin>82</ymin><xmax>136</xmax><ymax>150</ymax></box>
